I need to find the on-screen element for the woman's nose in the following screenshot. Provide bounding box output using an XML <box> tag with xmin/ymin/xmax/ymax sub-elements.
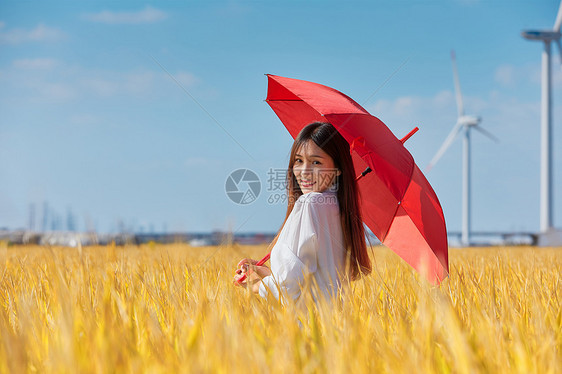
<box><xmin>300</xmin><ymin>164</ymin><xmax>312</xmax><ymax>176</ymax></box>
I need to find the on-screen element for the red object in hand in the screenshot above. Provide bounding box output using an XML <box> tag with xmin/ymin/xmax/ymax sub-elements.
<box><xmin>236</xmin><ymin>253</ymin><xmax>271</xmax><ymax>284</ymax></box>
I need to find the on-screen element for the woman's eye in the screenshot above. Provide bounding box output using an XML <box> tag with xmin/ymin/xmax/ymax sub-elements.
<box><xmin>295</xmin><ymin>158</ymin><xmax>302</xmax><ymax>164</ymax></box>
<box><xmin>313</xmin><ymin>161</ymin><xmax>321</xmax><ymax>165</ymax></box>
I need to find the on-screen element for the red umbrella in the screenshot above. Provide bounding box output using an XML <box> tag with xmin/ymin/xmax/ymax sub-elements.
<box><xmin>264</xmin><ymin>74</ymin><xmax>449</xmax><ymax>284</ymax></box>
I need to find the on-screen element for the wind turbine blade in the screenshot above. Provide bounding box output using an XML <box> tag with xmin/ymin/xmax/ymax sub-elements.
<box><xmin>473</xmin><ymin>125</ymin><xmax>499</xmax><ymax>143</ymax></box>
<box><xmin>451</xmin><ymin>50</ymin><xmax>465</xmax><ymax>117</ymax></box>
<box><xmin>554</xmin><ymin>0</ymin><xmax>562</xmax><ymax>32</ymax></box>
<box><xmin>426</xmin><ymin>122</ymin><xmax>463</xmax><ymax>172</ymax></box>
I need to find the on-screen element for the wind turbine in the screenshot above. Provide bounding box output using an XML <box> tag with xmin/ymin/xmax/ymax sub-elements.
<box><xmin>426</xmin><ymin>51</ymin><xmax>497</xmax><ymax>247</ymax></box>
<box><xmin>521</xmin><ymin>1</ymin><xmax>562</xmax><ymax>234</ymax></box>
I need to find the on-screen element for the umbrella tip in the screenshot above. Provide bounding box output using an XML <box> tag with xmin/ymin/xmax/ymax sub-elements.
<box><xmin>400</xmin><ymin>127</ymin><xmax>419</xmax><ymax>144</ymax></box>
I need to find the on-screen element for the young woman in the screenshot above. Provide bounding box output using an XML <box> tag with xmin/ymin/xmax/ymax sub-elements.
<box><xmin>234</xmin><ymin>122</ymin><xmax>371</xmax><ymax>302</ymax></box>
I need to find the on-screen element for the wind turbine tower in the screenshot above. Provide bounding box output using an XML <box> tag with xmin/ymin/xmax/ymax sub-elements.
<box><xmin>521</xmin><ymin>1</ymin><xmax>562</xmax><ymax>237</ymax></box>
<box><xmin>427</xmin><ymin>51</ymin><xmax>497</xmax><ymax>247</ymax></box>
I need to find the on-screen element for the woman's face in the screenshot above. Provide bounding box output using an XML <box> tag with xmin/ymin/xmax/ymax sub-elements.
<box><xmin>293</xmin><ymin>140</ymin><xmax>339</xmax><ymax>194</ymax></box>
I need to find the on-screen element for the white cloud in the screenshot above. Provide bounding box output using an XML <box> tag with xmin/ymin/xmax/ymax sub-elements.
<box><xmin>84</xmin><ymin>6</ymin><xmax>168</xmax><ymax>24</ymax></box>
<box><xmin>70</xmin><ymin>114</ymin><xmax>99</xmax><ymax>126</ymax></box>
<box><xmin>0</xmin><ymin>23</ymin><xmax>65</xmax><ymax>44</ymax></box>
<box><xmin>13</xmin><ymin>58</ymin><xmax>59</xmax><ymax>70</ymax></box>
<box><xmin>125</xmin><ymin>71</ymin><xmax>156</xmax><ymax>94</ymax></box>
<box><xmin>370</xmin><ymin>90</ymin><xmax>456</xmax><ymax>122</ymax></box>
<box><xmin>213</xmin><ymin>2</ymin><xmax>252</xmax><ymax>17</ymax></box>
<box><xmin>433</xmin><ymin>90</ymin><xmax>454</xmax><ymax>107</ymax></box>
<box><xmin>494</xmin><ymin>64</ymin><xmax>515</xmax><ymax>86</ymax></box>
<box><xmin>37</xmin><ymin>82</ymin><xmax>75</xmax><ymax>102</ymax></box>
<box><xmin>1</xmin><ymin>59</ymin><xmax>200</xmax><ymax>105</ymax></box>
<box><xmin>78</xmin><ymin>69</ymin><xmax>197</xmax><ymax>98</ymax></box>
<box><xmin>174</xmin><ymin>71</ymin><xmax>199</xmax><ymax>87</ymax></box>
<box><xmin>185</xmin><ymin>157</ymin><xmax>216</xmax><ymax>168</ymax></box>
<box><xmin>81</xmin><ymin>78</ymin><xmax>119</xmax><ymax>97</ymax></box>
<box><xmin>495</xmin><ymin>62</ymin><xmax>562</xmax><ymax>87</ymax></box>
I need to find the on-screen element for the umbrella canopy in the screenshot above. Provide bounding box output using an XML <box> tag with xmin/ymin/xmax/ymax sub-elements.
<box><xmin>266</xmin><ymin>74</ymin><xmax>449</xmax><ymax>284</ymax></box>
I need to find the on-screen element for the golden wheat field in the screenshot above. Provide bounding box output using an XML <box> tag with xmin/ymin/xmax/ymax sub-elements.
<box><xmin>0</xmin><ymin>242</ymin><xmax>560</xmax><ymax>373</ymax></box>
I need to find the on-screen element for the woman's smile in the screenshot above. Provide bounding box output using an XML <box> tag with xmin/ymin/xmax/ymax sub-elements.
<box><xmin>298</xmin><ymin>179</ymin><xmax>315</xmax><ymax>188</ymax></box>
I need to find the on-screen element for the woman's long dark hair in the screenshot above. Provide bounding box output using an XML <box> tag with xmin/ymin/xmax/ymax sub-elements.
<box><xmin>274</xmin><ymin>122</ymin><xmax>371</xmax><ymax>280</ymax></box>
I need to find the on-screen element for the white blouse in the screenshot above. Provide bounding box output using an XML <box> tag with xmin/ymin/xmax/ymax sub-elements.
<box><xmin>258</xmin><ymin>190</ymin><xmax>346</xmax><ymax>302</ymax></box>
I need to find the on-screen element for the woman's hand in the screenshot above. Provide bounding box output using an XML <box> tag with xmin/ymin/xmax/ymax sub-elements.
<box><xmin>233</xmin><ymin>258</ymin><xmax>271</xmax><ymax>294</ymax></box>
<box><xmin>233</xmin><ymin>258</ymin><xmax>258</xmax><ymax>284</ymax></box>
<box><xmin>237</xmin><ymin>258</ymin><xmax>258</xmax><ymax>269</ymax></box>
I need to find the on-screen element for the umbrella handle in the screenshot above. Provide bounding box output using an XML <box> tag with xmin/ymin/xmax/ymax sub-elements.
<box><xmin>236</xmin><ymin>252</ymin><xmax>271</xmax><ymax>284</ymax></box>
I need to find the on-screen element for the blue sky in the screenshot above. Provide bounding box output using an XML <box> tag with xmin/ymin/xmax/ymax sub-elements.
<box><xmin>0</xmin><ymin>0</ymin><xmax>560</xmax><ymax>235</ymax></box>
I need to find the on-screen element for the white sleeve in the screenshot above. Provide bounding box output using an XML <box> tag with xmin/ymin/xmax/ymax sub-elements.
<box><xmin>259</xmin><ymin>200</ymin><xmax>320</xmax><ymax>301</ymax></box>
